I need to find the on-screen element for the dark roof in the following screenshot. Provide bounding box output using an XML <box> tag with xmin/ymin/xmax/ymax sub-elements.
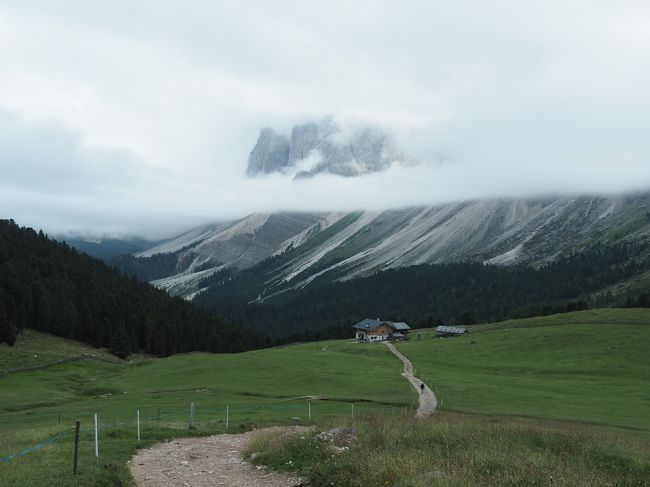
<box><xmin>392</xmin><ymin>322</ymin><xmax>411</xmax><ymax>331</ymax></box>
<box><xmin>352</xmin><ymin>319</ymin><xmax>411</xmax><ymax>331</ymax></box>
<box><xmin>435</xmin><ymin>325</ymin><xmax>468</xmax><ymax>335</ymax></box>
<box><xmin>352</xmin><ymin>319</ymin><xmax>383</xmax><ymax>331</ymax></box>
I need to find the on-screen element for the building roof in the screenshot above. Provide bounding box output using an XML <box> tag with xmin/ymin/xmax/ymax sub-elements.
<box><xmin>435</xmin><ymin>325</ymin><xmax>468</xmax><ymax>335</ymax></box>
<box><xmin>352</xmin><ymin>319</ymin><xmax>411</xmax><ymax>331</ymax></box>
<box><xmin>390</xmin><ymin>332</ymin><xmax>405</xmax><ymax>338</ymax></box>
<box><xmin>352</xmin><ymin>319</ymin><xmax>383</xmax><ymax>331</ymax></box>
<box><xmin>391</xmin><ymin>322</ymin><xmax>411</xmax><ymax>331</ymax></box>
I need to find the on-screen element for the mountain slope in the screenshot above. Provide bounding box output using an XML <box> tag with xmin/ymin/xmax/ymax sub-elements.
<box><xmin>0</xmin><ymin>219</ymin><xmax>264</xmax><ymax>354</ymax></box>
<box><xmin>128</xmin><ymin>193</ymin><xmax>650</xmax><ymax>298</ymax></box>
<box><xmin>129</xmin><ymin>212</ymin><xmax>337</xmax><ymax>296</ymax></box>
<box><xmin>194</xmin><ymin>240</ymin><xmax>650</xmax><ymax>338</ymax></box>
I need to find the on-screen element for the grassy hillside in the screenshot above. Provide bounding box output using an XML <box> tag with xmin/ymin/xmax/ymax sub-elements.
<box><xmin>0</xmin><ymin>340</ymin><xmax>411</xmax><ymax>431</ymax></box>
<box><xmin>0</xmin><ymin>339</ymin><xmax>411</xmax><ymax>486</ymax></box>
<box><xmin>470</xmin><ymin>307</ymin><xmax>650</xmax><ymax>331</ymax></box>
<box><xmin>398</xmin><ymin>308</ymin><xmax>650</xmax><ymax>430</ymax></box>
<box><xmin>244</xmin><ymin>309</ymin><xmax>650</xmax><ymax>486</ymax></box>
<box><xmin>0</xmin><ymin>330</ymin><xmax>129</xmax><ymax>374</ymax></box>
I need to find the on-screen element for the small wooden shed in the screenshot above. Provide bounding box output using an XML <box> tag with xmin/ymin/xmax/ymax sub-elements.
<box><xmin>435</xmin><ymin>325</ymin><xmax>469</xmax><ymax>338</ymax></box>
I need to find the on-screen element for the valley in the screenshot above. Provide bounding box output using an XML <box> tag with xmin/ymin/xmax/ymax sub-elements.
<box><xmin>4</xmin><ymin>3</ymin><xmax>650</xmax><ymax>486</ymax></box>
<box><xmin>1</xmin><ymin>309</ymin><xmax>649</xmax><ymax>486</ymax></box>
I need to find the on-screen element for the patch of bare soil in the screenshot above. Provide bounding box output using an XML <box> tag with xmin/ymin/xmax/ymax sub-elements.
<box><xmin>129</xmin><ymin>427</ymin><xmax>309</xmax><ymax>487</ymax></box>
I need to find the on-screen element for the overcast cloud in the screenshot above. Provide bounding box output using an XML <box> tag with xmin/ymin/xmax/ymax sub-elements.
<box><xmin>1</xmin><ymin>0</ymin><xmax>650</xmax><ymax>238</ymax></box>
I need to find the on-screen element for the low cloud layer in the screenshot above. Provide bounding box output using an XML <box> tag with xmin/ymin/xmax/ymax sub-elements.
<box><xmin>1</xmin><ymin>1</ymin><xmax>650</xmax><ymax>238</ymax></box>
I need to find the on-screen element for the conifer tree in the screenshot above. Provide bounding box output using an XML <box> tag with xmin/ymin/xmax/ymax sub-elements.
<box><xmin>110</xmin><ymin>326</ymin><xmax>131</xmax><ymax>358</ymax></box>
<box><xmin>0</xmin><ymin>301</ymin><xmax>16</xmax><ymax>346</ymax></box>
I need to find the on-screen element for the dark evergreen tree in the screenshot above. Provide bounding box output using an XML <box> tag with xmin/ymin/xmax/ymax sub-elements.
<box><xmin>34</xmin><ymin>287</ymin><xmax>53</xmax><ymax>331</ymax></box>
<box><xmin>0</xmin><ymin>301</ymin><xmax>16</xmax><ymax>346</ymax></box>
<box><xmin>110</xmin><ymin>326</ymin><xmax>131</xmax><ymax>358</ymax></box>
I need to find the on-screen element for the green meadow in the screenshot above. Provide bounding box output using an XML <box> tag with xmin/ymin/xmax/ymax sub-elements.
<box><xmin>0</xmin><ymin>329</ymin><xmax>127</xmax><ymax>373</ymax></box>
<box><xmin>397</xmin><ymin>308</ymin><xmax>650</xmax><ymax>431</ymax></box>
<box><xmin>0</xmin><ymin>337</ymin><xmax>411</xmax><ymax>486</ymax></box>
<box><xmin>1</xmin><ymin>308</ymin><xmax>649</xmax><ymax>486</ymax></box>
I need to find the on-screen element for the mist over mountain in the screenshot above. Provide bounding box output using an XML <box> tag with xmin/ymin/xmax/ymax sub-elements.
<box><xmin>246</xmin><ymin>117</ymin><xmax>401</xmax><ymax>178</ymax></box>
<box><xmin>111</xmin><ymin>192</ymin><xmax>650</xmax><ymax>302</ymax></box>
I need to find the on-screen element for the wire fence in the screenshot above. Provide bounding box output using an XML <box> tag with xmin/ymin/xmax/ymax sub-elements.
<box><xmin>0</xmin><ymin>399</ymin><xmax>409</xmax><ymax>464</ymax></box>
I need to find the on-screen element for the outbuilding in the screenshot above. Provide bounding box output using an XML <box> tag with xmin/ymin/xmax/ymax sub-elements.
<box><xmin>435</xmin><ymin>325</ymin><xmax>469</xmax><ymax>338</ymax></box>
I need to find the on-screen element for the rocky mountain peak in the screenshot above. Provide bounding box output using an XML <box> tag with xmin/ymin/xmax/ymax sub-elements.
<box><xmin>246</xmin><ymin>117</ymin><xmax>400</xmax><ymax>178</ymax></box>
<box><xmin>246</xmin><ymin>128</ymin><xmax>291</xmax><ymax>176</ymax></box>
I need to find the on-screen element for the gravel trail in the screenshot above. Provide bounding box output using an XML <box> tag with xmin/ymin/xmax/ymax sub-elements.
<box><xmin>384</xmin><ymin>341</ymin><xmax>437</xmax><ymax>416</ymax></box>
<box><xmin>129</xmin><ymin>427</ymin><xmax>309</xmax><ymax>487</ymax></box>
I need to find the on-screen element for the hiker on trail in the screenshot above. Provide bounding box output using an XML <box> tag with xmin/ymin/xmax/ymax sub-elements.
<box><xmin>420</xmin><ymin>383</ymin><xmax>425</xmax><ymax>394</ymax></box>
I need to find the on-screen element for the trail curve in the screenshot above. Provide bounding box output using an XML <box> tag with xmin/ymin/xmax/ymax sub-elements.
<box><xmin>384</xmin><ymin>342</ymin><xmax>437</xmax><ymax>417</ymax></box>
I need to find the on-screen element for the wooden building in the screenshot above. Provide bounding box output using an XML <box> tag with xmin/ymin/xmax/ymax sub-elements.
<box><xmin>352</xmin><ymin>319</ymin><xmax>411</xmax><ymax>342</ymax></box>
<box><xmin>435</xmin><ymin>325</ymin><xmax>469</xmax><ymax>338</ymax></box>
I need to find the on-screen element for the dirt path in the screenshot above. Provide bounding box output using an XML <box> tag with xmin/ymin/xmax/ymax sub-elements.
<box><xmin>129</xmin><ymin>345</ymin><xmax>435</xmax><ymax>486</ymax></box>
<box><xmin>384</xmin><ymin>342</ymin><xmax>437</xmax><ymax>417</ymax></box>
<box><xmin>129</xmin><ymin>427</ymin><xmax>309</xmax><ymax>487</ymax></box>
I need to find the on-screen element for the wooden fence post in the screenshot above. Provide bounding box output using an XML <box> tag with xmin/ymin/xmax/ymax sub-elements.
<box><xmin>94</xmin><ymin>413</ymin><xmax>98</xmax><ymax>458</ymax></box>
<box><xmin>189</xmin><ymin>402</ymin><xmax>195</xmax><ymax>429</ymax></box>
<box><xmin>72</xmin><ymin>420</ymin><xmax>80</xmax><ymax>474</ymax></box>
<box><xmin>137</xmin><ymin>410</ymin><xmax>141</xmax><ymax>442</ymax></box>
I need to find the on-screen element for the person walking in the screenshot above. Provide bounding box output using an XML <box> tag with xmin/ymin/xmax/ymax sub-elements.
<box><xmin>420</xmin><ymin>383</ymin><xmax>425</xmax><ymax>394</ymax></box>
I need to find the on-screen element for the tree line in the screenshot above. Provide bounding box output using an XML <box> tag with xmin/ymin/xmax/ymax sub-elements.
<box><xmin>0</xmin><ymin>220</ymin><xmax>267</xmax><ymax>356</ymax></box>
<box><xmin>194</xmin><ymin>240</ymin><xmax>650</xmax><ymax>339</ymax></box>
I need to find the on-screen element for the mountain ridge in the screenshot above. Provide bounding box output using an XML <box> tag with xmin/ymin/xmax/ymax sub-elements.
<box><xmin>122</xmin><ymin>192</ymin><xmax>650</xmax><ymax>300</ymax></box>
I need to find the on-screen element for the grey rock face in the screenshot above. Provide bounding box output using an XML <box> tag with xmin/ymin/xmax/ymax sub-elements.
<box><xmin>246</xmin><ymin>128</ymin><xmax>291</xmax><ymax>176</ymax></box>
<box><xmin>287</xmin><ymin>122</ymin><xmax>321</xmax><ymax>166</ymax></box>
<box><xmin>135</xmin><ymin>192</ymin><xmax>650</xmax><ymax>298</ymax></box>
<box><xmin>246</xmin><ymin>117</ymin><xmax>398</xmax><ymax>178</ymax></box>
<box><xmin>143</xmin><ymin>212</ymin><xmax>328</xmax><ymax>297</ymax></box>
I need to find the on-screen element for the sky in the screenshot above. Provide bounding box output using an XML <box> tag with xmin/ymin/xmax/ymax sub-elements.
<box><xmin>1</xmin><ymin>0</ymin><xmax>650</xmax><ymax>239</ymax></box>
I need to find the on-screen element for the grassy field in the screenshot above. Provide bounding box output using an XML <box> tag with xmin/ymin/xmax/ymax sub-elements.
<box><xmin>1</xmin><ymin>308</ymin><xmax>649</xmax><ymax>486</ymax></box>
<box><xmin>245</xmin><ymin>412</ymin><xmax>650</xmax><ymax>486</ymax></box>
<box><xmin>469</xmin><ymin>307</ymin><xmax>650</xmax><ymax>331</ymax></box>
<box><xmin>0</xmin><ymin>337</ymin><xmax>412</xmax><ymax>486</ymax></box>
<box><xmin>0</xmin><ymin>330</ymin><xmax>129</xmax><ymax>373</ymax></box>
<box><xmin>398</xmin><ymin>308</ymin><xmax>650</xmax><ymax>430</ymax></box>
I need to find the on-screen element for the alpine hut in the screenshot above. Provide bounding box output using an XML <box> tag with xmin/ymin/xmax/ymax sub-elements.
<box><xmin>353</xmin><ymin>319</ymin><xmax>411</xmax><ymax>342</ymax></box>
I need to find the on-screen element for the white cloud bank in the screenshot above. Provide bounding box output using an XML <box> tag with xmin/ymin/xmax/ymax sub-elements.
<box><xmin>1</xmin><ymin>0</ymin><xmax>649</xmax><ymax>238</ymax></box>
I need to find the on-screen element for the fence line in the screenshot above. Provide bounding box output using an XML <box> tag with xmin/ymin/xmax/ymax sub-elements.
<box><xmin>0</xmin><ymin>430</ymin><xmax>70</xmax><ymax>463</ymax></box>
<box><xmin>0</xmin><ymin>399</ymin><xmax>397</xmax><ymax>464</ymax></box>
